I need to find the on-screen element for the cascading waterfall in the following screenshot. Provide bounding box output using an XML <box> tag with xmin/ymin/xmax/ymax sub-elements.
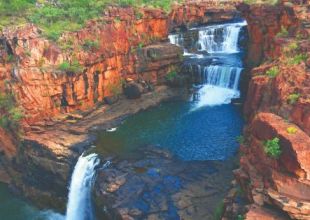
<box><xmin>169</xmin><ymin>19</ymin><xmax>247</xmax><ymax>109</ymax></box>
<box><xmin>198</xmin><ymin>20</ymin><xmax>247</xmax><ymax>53</ymax></box>
<box><xmin>194</xmin><ymin>65</ymin><xmax>242</xmax><ymax>108</ymax></box>
<box><xmin>66</xmin><ymin>153</ymin><xmax>100</xmax><ymax>220</ymax></box>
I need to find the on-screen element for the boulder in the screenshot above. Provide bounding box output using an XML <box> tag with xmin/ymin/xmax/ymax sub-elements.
<box><xmin>123</xmin><ymin>82</ymin><xmax>143</xmax><ymax>99</ymax></box>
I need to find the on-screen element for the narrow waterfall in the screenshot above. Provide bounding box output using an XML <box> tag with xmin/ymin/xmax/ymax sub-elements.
<box><xmin>169</xmin><ymin>19</ymin><xmax>247</xmax><ymax>109</ymax></box>
<box><xmin>66</xmin><ymin>153</ymin><xmax>100</xmax><ymax>220</ymax></box>
<box><xmin>168</xmin><ymin>34</ymin><xmax>183</xmax><ymax>47</ymax></box>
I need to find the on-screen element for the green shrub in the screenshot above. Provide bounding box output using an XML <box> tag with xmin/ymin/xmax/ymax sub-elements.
<box><xmin>237</xmin><ymin>215</ymin><xmax>245</xmax><ymax>220</ymax></box>
<box><xmin>287</xmin><ymin>54</ymin><xmax>308</xmax><ymax>65</ymax></box>
<box><xmin>213</xmin><ymin>200</ymin><xmax>224</xmax><ymax>220</ymax></box>
<box><xmin>287</xmin><ymin>93</ymin><xmax>300</xmax><ymax>104</ymax></box>
<box><xmin>82</xmin><ymin>39</ymin><xmax>100</xmax><ymax>51</ymax></box>
<box><xmin>266</xmin><ymin>66</ymin><xmax>279</xmax><ymax>78</ymax></box>
<box><xmin>263</xmin><ymin>137</ymin><xmax>282</xmax><ymax>159</ymax></box>
<box><xmin>236</xmin><ymin>135</ymin><xmax>245</xmax><ymax>144</ymax></box>
<box><xmin>166</xmin><ymin>70</ymin><xmax>178</xmax><ymax>81</ymax></box>
<box><xmin>276</xmin><ymin>26</ymin><xmax>289</xmax><ymax>38</ymax></box>
<box><xmin>284</xmin><ymin>42</ymin><xmax>298</xmax><ymax>54</ymax></box>
<box><xmin>0</xmin><ymin>93</ymin><xmax>23</xmax><ymax>130</ymax></box>
<box><xmin>58</xmin><ymin>60</ymin><xmax>83</xmax><ymax>74</ymax></box>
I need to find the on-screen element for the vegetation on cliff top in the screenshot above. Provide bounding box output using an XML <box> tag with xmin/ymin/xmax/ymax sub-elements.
<box><xmin>0</xmin><ymin>0</ymin><xmax>182</xmax><ymax>40</ymax></box>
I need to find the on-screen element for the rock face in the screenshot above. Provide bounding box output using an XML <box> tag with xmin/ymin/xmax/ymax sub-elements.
<box><xmin>169</xmin><ymin>0</ymin><xmax>243</xmax><ymax>31</ymax></box>
<box><xmin>237</xmin><ymin>3</ymin><xmax>299</xmax><ymax>67</ymax></box>
<box><xmin>231</xmin><ymin>1</ymin><xmax>310</xmax><ymax>220</ymax></box>
<box><xmin>0</xmin><ymin>7</ymin><xmax>182</xmax><ymax>127</ymax></box>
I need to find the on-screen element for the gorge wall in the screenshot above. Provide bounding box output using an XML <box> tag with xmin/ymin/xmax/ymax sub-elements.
<box><xmin>223</xmin><ymin>1</ymin><xmax>310</xmax><ymax>220</ymax></box>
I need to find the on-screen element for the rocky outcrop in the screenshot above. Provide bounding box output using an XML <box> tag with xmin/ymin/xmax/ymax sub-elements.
<box><xmin>0</xmin><ymin>7</ymin><xmax>182</xmax><ymax>127</ymax></box>
<box><xmin>231</xmin><ymin>1</ymin><xmax>310</xmax><ymax>219</ymax></box>
<box><xmin>237</xmin><ymin>2</ymin><xmax>299</xmax><ymax>67</ymax></box>
<box><xmin>94</xmin><ymin>148</ymin><xmax>236</xmax><ymax>220</ymax></box>
<box><xmin>169</xmin><ymin>0</ymin><xmax>242</xmax><ymax>31</ymax></box>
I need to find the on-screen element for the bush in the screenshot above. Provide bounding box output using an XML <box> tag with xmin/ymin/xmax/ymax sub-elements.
<box><xmin>166</xmin><ymin>70</ymin><xmax>178</xmax><ymax>81</ymax></box>
<box><xmin>276</xmin><ymin>26</ymin><xmax>289</xmax><ymax>38</ymax></box>
<box><xmin>266</xmin><ymin>66</ymin><xmax>279</xmax><ymax>78</ymax></box>
<box><xmin>283</xmin><ymin>42</ymin><xmax>298</xmax><ymax>54</ymax></box>
<box><xmin>287</xmin><ymin>93</ymin><xmax>300</xmax><ymax>104</ymax></box>
<box><xmin>82</xmin><ymin>39</ymin><xmax>100</xmax><ymax>51</ymax></box>
<box><xmin>0</xmin><ymin>92</ymin><xmax>23</xmax><ymax>130</ymax></box>
<box><xmin>287</xmin><ymin>54</ymin><xmax>308</xmax><ymax>65</ymax></box>
<box><xmin>236</xmin><ymin>135</ymin><xmax>245</xmax><ymax>144</ymax></box>
<box><xmin>213</xmin><ymin>200</ymin><xmax>224</xmax><ymax>220</ymax></box>
<box><xmin>58</xmin><ymin>60</ymin><xmax>83</xmax><ymax>74</ymax></box>
<box><xmin>263</xmin><ymin>137</ymin><xmax>282</xmax><ymax>159</ymax></box>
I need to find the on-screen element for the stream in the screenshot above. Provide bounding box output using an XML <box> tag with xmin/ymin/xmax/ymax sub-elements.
<box><xmin>0</xmin><ymin>19</ymin><xmax>247</xmax><ymax>220</ymax></box>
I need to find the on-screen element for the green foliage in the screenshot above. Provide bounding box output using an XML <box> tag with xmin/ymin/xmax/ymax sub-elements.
<box><xmin>276</xmin><ymin>26</ymin><xmax>289</xmax><ymax>38</ymax></box>
<box><xmin>237</xmin><ymin>215</ymin><xmax>245</xmax><ymax>220</ymax></box>
<box><xmin>213</xmin><ymin>200</ymin><xmax>224</xmax><ymax>220</ymax></box>
<box><xmin>287</xmin><ymin>126</ymin><xmax>297</xmax><ymax>134</ymax></box>
<box><xmin>1</xmin><ymin>0</ymin><xmax>183</xmax><ymax>37</ymax></box>
<box><xmin>287</xmin><ymin>93</ymin><xmax>300</xmax><ymax>104</ymax></box>
<box><xmin>236</xmin><ymin>135</ymin><xmax>245</xmax><ymax>144</ymax></box>
<box><xmin>82</xmin><ymin>39</ymin><xmax>100</xmax><ymax>51</ymax></box>
<box><xmin>287</xmin><ymin>54</ymin><xmax>308</xmax><ymax>65</ymax></box>
<box><xmin>58</xmin><ymin>60</ymin><xmax>83</xmax><ymax>74</ymax></box>
<box><xmin>0</xmin><ymin>92</ymin><xmax>23</xmax><ymax>130</ymax></box>
<box><xmin>166</xmin><ymin>70</ymin><xmax>178</xmax><ymax>81</ymax></box>
<box><xmin>284</xmin><ymin>42</ymin><xmax>298</xmax><ymax>54</ymax></box>
<box><xmin>266</xmin><ymin>66</ymin><xmax>279</xmax><ymax>78</ymax></box>
<box><xmin>138</xmin><ymin>43</ymin><xmax>144</xmax><ymax>49</ymax></box>
<box><xmin>263</xmin><ymin>137</ymin><xmax>282</xmax><ymax>159</ymax></box>
<box><xmin>244</xmin><ymin>0</ymin><xmax>278</xmax><ymax>5</ymax></box>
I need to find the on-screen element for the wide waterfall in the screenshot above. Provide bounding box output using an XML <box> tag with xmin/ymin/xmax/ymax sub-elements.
<box><xmin>169</xmin><ymin>19</ymin><xmax>247</xmax><ymax>109</ymax></box>
<box><xmin>66</xmin><ymin>153</ymin><xmax>100</xmax><ymax>220</ymax></box>
<box><xmin>198</xmin><ymin>21</ymin><xmax>247</xmax><ymax>53</ymax></box>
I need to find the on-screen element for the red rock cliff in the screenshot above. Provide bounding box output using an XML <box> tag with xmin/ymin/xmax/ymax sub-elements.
<box><xmin>232</xmin><ymin>1</ymin><xmax>310</xmax><ymax>220</ymax></box>
<box><xmin>0</xmin><ymin>6</ymin><xmax>182</xmax><ymax>127</ymax></box>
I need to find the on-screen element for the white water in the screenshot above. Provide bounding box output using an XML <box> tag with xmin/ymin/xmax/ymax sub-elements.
<box><xmin>169</xmin><ymin>20</ymin><xmax>247</xmax><ymax>109</ymax></box>
<box><xmin>198</xmin><ymin>20</ymin><xmax>247</xmax><ymax>53</ymax></box>
<box><xmin>168</xmin><ymin>34</ymin><xmax>183</xmax><ymax>47</ymax></box>
<box><xmin>66</xmin><ymin>153</ymin><xmax>100</xmax><ymax>220</ymax></box>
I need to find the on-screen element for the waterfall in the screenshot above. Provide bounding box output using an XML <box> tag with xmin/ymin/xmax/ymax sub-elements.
<box><xmin>66</xmin><ymin>153</ymin><xmax>100</xmax><ymax>220</ymax></box>
<box><xmin>168</xmin><ymin>34</ymin><xmax>183</xmax><ymax>47</ymax></box>
<box><xmin>198</xmin><ymin>20</ymin><xmax>247</xmax><ymax>53</ymax></box>
<box><xmin>201</xmin><ymin>66</ymin><xmax>242</xmax><ymax>90</ymax></box>
<box><xmin>169</xmin><ymin>20</ymin><xmax>247</xmax><ymax>54</ymax></box>
<box><xmin>193</xmin><ymin>65</ymin><xmax>242</xmax><ymax>108</ymax></box>
<box><xmin>169</xmin><ymin>19</ymin><xmax>247</xmax><ymax>109</ymax></box>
